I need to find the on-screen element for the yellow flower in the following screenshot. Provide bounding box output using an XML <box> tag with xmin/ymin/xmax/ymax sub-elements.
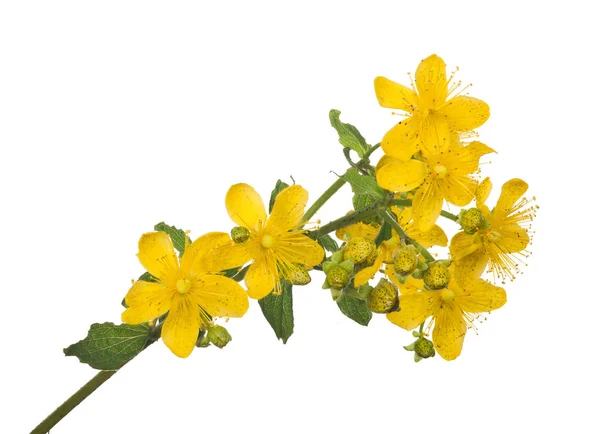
<box><xmin>376</xmin><ymin>139</ymin><xmax>494</xmax><ymax>231</ymax></box>
<box><xmin>122</xmin><ymin>232</ymin><xmax>249</xmax><ymax>358</ymax></box>
<box><xmin>209</xmin><ymin>183</ymin><xmax>324</xmax><ymax>299</ymax></box>
<box><xmin>387</xmin><ymin>269</ymin><xmax>506</xmax><ymax>360</ymax></box>
<box><xmin>450</xmin><ymin>178</ymin><xmax>536</xmax><ymax>282</ymax></box>
<box><xmin>374</xmin><ymin>54</ymin><xmax>490</xmax><ymax>160</ymax></box>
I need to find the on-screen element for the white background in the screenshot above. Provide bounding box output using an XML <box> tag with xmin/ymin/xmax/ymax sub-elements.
<box><xmin>1</xmin><ymin>1</ymin><xmax>598</xmax><ymax>433</ymax></box>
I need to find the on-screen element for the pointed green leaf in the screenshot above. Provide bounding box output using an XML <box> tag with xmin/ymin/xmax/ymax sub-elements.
<box><xmin>154</xmin><ymin>222</ymin><xmax>191</xmax><ymax>257</ymax></box>
<box><xmin>64</xmin><ymin>322</ymin><xmax>150</xmax><ymax>370</ymax></box>
<box><xmin>258</xmin><ymin>280</ymin><xmax>294</xmax><ymax>343</ymax></box>
<box><xmin>329</xmin><ymin>109</ymin><xmax>369</xmax><ymax>157</ymax></box>
<box><xmin>317</xmin><ymin>234</ymin><xmax>339</xmax><ymax>253</ymax></box>
<box><xmin>337</xmin><ymin>294</ymin><xmax>372</xmax><ymax>326</ymax></box>
<box><xmin>269</xmin><ymin>179</ymin><xmax>290</xmax><ymax>213</ymax></box>
<box><xmin>343</xmin><ymin>168</ymin><xmax>387</xmax><ymax>201</ymax></box>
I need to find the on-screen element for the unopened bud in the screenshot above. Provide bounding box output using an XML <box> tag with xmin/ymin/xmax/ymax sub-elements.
<box><xmin>423</xmin><ymin>261</ymin><xmax>451</xmax><ymax>290</ymax></box>
<box><xmin>414</xmin><ymin>338</ymin><xmax>435</xmax><ymax>358</ymax></box>
<box><xmin>231</xmin><ymin>226</ymin><xmax>250</xmax><ymax>243</ymax></box>
<box><xmin>343</xmin><ymin>237</ymin><xmax>376</xmax><ymax>265</ymax></box>
<box><xmin>458</xmin><ymin>208</ymin><xmax>485</xmax><ymax>235</ymax></box>
<box><xmin>196</xmin><ymin>329</ymin><xmax>210</xmax><ymax>348</ymax></box>
<box><xmin>207</xmin><ymin>325</ymin><xmax>232</xmax><ymax>349</ymax></box>
<box><xmin>393</xmin><ymin>245</ymin><xmax>418</xmax><ymax>276</ymax></box>
<box><xmin>326</xmin><ymin>266</ymin><xmax>350</xmax><ymax>289</ymax></box>
<box><xmin>289</xmin><ymin>265</ymin><xmax>311</xmax><ymax>286</ymax></box>
<box><xmin>367</xmin><ymin>279</ymin><xmax>399</xmax><ymax>313</ymax></box>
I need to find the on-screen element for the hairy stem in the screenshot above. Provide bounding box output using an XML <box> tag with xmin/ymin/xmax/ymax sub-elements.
<box><xmin>389</xmin><ymin>198</ymin><xmax>459</xmax><ymax>222</ymax></box>
<box><xmin>309</xmin><ymin>201</ymin><xmax>382</xmax><ymax>239</ymax></box>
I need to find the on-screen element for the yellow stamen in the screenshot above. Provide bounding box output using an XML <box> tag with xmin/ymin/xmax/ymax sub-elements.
<box><xmin>176</xmin><ymin>278</ymin><xmax>191</xmax><ymax>294</ymax></box>
<box><xmin>433</xmin><ymin>165</ymin><xmax>448</xmax><ymax>178</ymax></box>
<box><xmin>261</xmin><ymin>234</ymin><xmax>275</xmax><ymax>248</ymax></box>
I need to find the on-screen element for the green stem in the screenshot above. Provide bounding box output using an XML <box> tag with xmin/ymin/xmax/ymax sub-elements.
<box><xmin>389</xmin><ymin>198</ymin><xmax>459</xmax><ymax>222</ymax></box>
<box><xmin>381</xmin><ymin>210</ymin><xmax>435</xmax><ymax>263</ymax></box>
<box><xmin>309</xmin><ymin>201</ymin><xmax>382</xmax><ymax>239</ymax></box>
<box><xmin>302</xmin><ymin>176</ymin><xmax>347</xmax><ymax>224</ymax></box>
<box><xmin>30</xmin><ymin>370</ymin><xmax>118</xmax><ymax>434</ymax></box>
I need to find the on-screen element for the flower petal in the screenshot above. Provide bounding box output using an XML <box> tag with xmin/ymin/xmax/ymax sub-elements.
<box><xmin>415</xmin><ymin>54</ymin><xmax>447</xmax><ymax>109</ymax></box>
<box><xmin>204</xmin><ymin>241</ymin><xmax>255</xmax><ymax>273</ymax></box>
<box><xmin>161</xmin><ymin>295</ymin><xmax>201</xmax><ymax>358</ymax></box>
<box><xmin>439</xmin><ymin>175</ymin><xmax>478</xmax><ymax>206</ymax></box>
<box><xmin>454</xmin><ymin>251</ymin><xmax>488</xmax><ymax>279</ymax></box>
<box><xmin>137</xmin><ymin>232</ymin><xmax>179</xmax><ymax>285</ymax></box>
<box><xmin>244</xmin><ymin>255</ymin><xmax>277</xmax><ymax>299</ymax></box>
<box><xmin>122</xmin><ymin>281</ymin><xmax>172</xmax><ymax>324</ymax></box>
<box><xmin>407</xmin><ymin>223</ymin><xmax>448</xmax><ymax>248</ymax></box>
<box><xmin>374</xmin><ymin>76</ymin><xmax>417</xmax><ymax>111</ymax></box>
<box><xmin>226</xmin><ymin>183</ymin><xmax>267</xmax><ymax>232</ymax></box>
<box><xmin>493</xmin><ymin>178</ymin><xmax>528</xmax><ymax>223</ymax></box>
<box><xmin>381</xmin><ymin>121</ymin><xmax>419</xmax><ymax>161</ymax></box>
<box><xmin>444</xmin><ymin>141</ymin><xmax>495</xmax><ymax>176</ymax></box>
<box><xmin>455</xmin><ymin>277</ymin><xmax>507</xmax><ymax>313</ymax></box>
<box><xmin>412</xmin><ymin>181</ymin><xmax>444</xmax><ymax>232</ymax></box>
<box><xmin>476</xmin><ymin>177</ymin><xmax>493</xmax><ymax>208</ymax></box>
<box><xmin>180</xmin><ymin>232</ymin><xmax>232</xmax><ymax>274</ymax></box>
<box><xmin>275</xmin><ymin>232</ymin><xmax>324</xmax><ymax>268</ymax></box>
<box><xmin>266</xmin><ymin>185</ymin><xmax>308</xmax><ymax>233</ymax></box>
<box><xmin>420</xmin><ymin>115</ymin><xmax>451</xmax><ymax>156</ymax></box>
<box><xmin>497</xmin><ymin>226</ymin><xmax>530</xmax><ymax>253</ymax></box>
<box><xmin>190</xmin><ymin>274</ymin><xmax>249</xmax><ymax>318</ymax></box>
<box><xmin>336</xmin><ymin>221</ymin><xmax>379</xmax><ymax>242</ymax></box>
<box><xmin>450</xmin><ymin>232</ymin><xmax>481</xmax><ymax>261</ymax></box>
<box><xmin>439</xmin><ymin>96</ymin><xmax>490</xmax><ymax>131</ymax></box>
<box><xmin>376</xmin><ymin>159</ymin><xmax>427</xmax><ymax>192</ymax></box>
<box><xmin>386</xmin><ymin>291</ymin><xmax>435</xmax><ymax>330</ymax></box>
<box><xmin>432</xmin><ymin>305</ymin><xmax>467</xmax><ymax>361</ymax></box>
<box><xmin>354</xmin><ymin>253</ymin><xmax>384</xmax><ymax>287</ymax></box>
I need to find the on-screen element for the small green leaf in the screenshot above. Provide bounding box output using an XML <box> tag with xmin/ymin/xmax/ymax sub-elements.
<box><xmin>258</xmin><ymin>280</ymin><xmax>294</xmax><ymax>343</ymax></box>
<box><xmin>269</xmin><ymin>180</ymin><xmax>290</xmax><ymax>213</ymax></box>
<box><xmin>154</xmin><ymin>222</ymin><xmax>191</xmax><ymax>257</ymax></box>
<box><xmin>329</xmin><ymin>109</ymin><xmax>369</xmax><ymax>157</ymax></box>
<box><xmin>374</xmin><ymin>221</ymin><xmax>392</xmax><ymax>247</ymax></box>
<box><xmin>317</xmin><ymin>234</ymin><xmax>339</xmax><ymax>253</ymax></box>
<box><xmin>221</xmin><ymin>267</ymin><xmax>241</xmax><ymax>279</ymax></box>
<box><xmin>343</xmin><ymin>168</ymin><xmax>387</xmax><ymax>201</ymax></box>
<box><xmin>337</xmin><ymin>294</ymin><xmax>372</xmax><ymax>326</ymax></box>
<box><xmin>64</xmin><ymin>322</ymin><xmax>150</xmax><ymax>370</ymax></box>
<box><xmin>137</xmin><ymin>272</ymin><xmax>158</xmax><ymax>283</ymax></box>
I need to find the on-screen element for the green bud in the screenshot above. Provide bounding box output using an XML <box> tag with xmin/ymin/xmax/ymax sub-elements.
<box><xmin>423</xmin><ymin>261</ymin><xmax>451</xmax><ymax>290</ymax></box>
<box><xmin>458</xmin><ymin>208</ymin><xmax>486</xmax><ymax>235</ymax></box>
<box><xmin>414</xmin><ymin>338</ymin><xmax>435</xmax><ymax>358</ymax></box>
<box><xmin>343</xmin><ymin>237</ymin><xmax>376</xmax><ymax>265</ymax></box>
<box><xmin>207</xmin><ymin>325</ymin><xmax>232</xmax><ymax>349</ymax></box>
<box><xmin>231</xmin><ymin>226</ymin><xmax>250</xmax><ymax>244</ymax></box>
<box><xmin>367</xmin><ymin>279</ymin><xmax>399</xmax><ymax>313</ymax></box>
<box><xmin>289</xmin><ymin>265</ymin><xmax>311</xmax><ymax>286</ymax></box>
<box><xmin>326</xmin><ymin>266</ymin><xmax>350</xmax><ymax>289</ymax></box>
<box><xmin>196</xmin><ymin>329</ymin><xmax>210</xmax><ymax>348</ymax></box>
<box><xmin>393</xmin><ymin>245</ymin><xmax>418</xmax><ymax>276</ymax></box>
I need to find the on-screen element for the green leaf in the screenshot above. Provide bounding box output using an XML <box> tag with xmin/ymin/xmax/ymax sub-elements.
<box><xmin>374</xmin><ymin>221</ymin><xmax>392</xmax><ymax>247</ymax></box>
<box><xmin>329</xmin><ymin>109</ymin><xmax>369</xmax><ymax>157</ymax></box>
<box><xmin>137</xmin><ymin>271</ymin><xmax>158</xmax><ymax>282</ymax></box>
<box><xmin>221</xmin><ymin>267</ymin><xmax>241</xmax><ymax>279</ymax></box>
<box><xmin>352</xmin><ymin>193</ymin><xmax>380</xmax><ymax>225</ymax></box>
<box><xmin>64</xmin><ymin>322</ymin><xmax>150</xmax><ymax>370</ymax></box>
<box><xmin>317</xmin><ymin>234</ymin><xmax>339</xmax><ymax>253</ymax></box>
<box><xmin>154</xmin><ymin>222</ymin><xmax>191</xmax><ymax>257</ymax></box>
<box><xmin>343</xmin><ymin>168</ymin><xmax>387</xmax><ymax>201</ymax></box>
<box><xmin>269</xmin><ymin>179</ymin><xmax>290</xmax><ymax>213</ymax></box>
<box><xmin>258</xmin><ymin>280</ymin><xmax>294</xmax><ymax>343</ymax></box>
<box><xmin>337</xmin><ymin>294</ymin><xmax>372</xmax><ymax>326</ymax></box>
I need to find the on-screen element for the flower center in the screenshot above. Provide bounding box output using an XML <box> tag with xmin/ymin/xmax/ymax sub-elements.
<box><xmin>433</xmin><ymin>165</ymin><xmax>448</xmax><ymax>178</ymax></box>
<box><xmin>261</xmin><ymin>234</ymin><xmax>275</xmax><ymax>248</ymax></box>
<box><xmin>176</xmin><ymin>278</ymin><xmax>192</xmax><ymax>294</ymax></box>
<box><xmin>487</xmin><ymin>229</ymin><xmax>502</xmax><ymax>242</ymax></box>
<box><xmin>440</xmin><ymin>288</ymin><xmax>455</xmax><ymax>304</ymax></box>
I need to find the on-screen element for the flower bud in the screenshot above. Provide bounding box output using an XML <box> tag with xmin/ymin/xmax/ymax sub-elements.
<box><xmin>423</xmin><ymin>261</ymin><xmax>451</xmax><ymax>290</ymax></box>
<box><xmin>231</xmin><ymin>226</ymin><xmax>250</xmax><ymax>243</ymax></box>
<box><xmin>343</xmin><ymin>237</ymin><xmax>376</xmax><ymax>265</ymax></box>
<box><xmin>393</xmin><ymin>245</ymin><xmax>418</xmax><ymax>276</ymax></box>
<box><xmin>367</xmin><ymin>279</ymin><xmax>399</xmax><ymax>313</ymax></box>
<box><xmin>458</xmin><ymin>208</ymin><xmax>486</xmax><ymax>235</ymax></box>
<box><xmin>289</xmin><ymin>265</ymin><xmax>311</xmax><ymax>286</ymax></box>
<box><xmin>414</xmin><ymin>338</ymin><xmax>435</xmax><ymax>359</ymax></box>
<box><xmin>196</xmin><ymin>329</ymin><xmax>210</xmax><ymax>348</ymax></box>
<box><xmin>207</xmin><ymin>325</ymin><xmax>232</xmax><ymax>349</ymax></box>
<box><xmin>326</xmin><ymin>266</ymin><xmax>350</xmax><ymax>289</ymax></box>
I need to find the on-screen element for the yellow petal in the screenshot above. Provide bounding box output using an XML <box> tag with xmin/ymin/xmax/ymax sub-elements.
<box><xmin>161</xmin><ymin>295</ymin><xmax>201</xmax><ymax>358</ymax></box>
<box><xmin>454</xmin><ymin>251</ymin><xmax>488</xmax><ymax>279</ymax></box>
<box><xmin>122</xmin><ymin>281</ymin><xmax>172</xmax><ymax>324</ymax></box>
<box><xmin>444</xmin><ymin>141</ymin><xmax>495</xmax><ymax>176</ymax></box>
<box><xmin>439</xmin><ymin>96</ymin><xmax>490</xmax><ymax>131</ymax></box>
<box><xmin>274</xmin><ymin>232</ymin><xmax>324</xmax><ymax>268</ymax></box>
<box><xmin>455</xmin><ymin>277</ymin><xmax>507</xmax><ymax>313</ymax></box>
<box><xmin>381</xmin><ymin>121</ymin><xmax>419</xmax><ymax>161</ymax></box>
<box><xmin>432</xmin><ymin>305</ymin><xmax>467</xmax><ymax>361</ymax></box>
<box><xmin>407</xmin><ymin>223</ymin><xmax>448</xmax><ymax>248</ymax></box>
<box><xmin>493</xmin><ymin>178</ymin><xmax>528</xmax><ymax>223</ymax></box>
<box><xmin>412</xmin><ymin>181</ymin><xmax>443</xmax><ymax>232</ymax></box>
<box><xmin>439</xmin><ymin>175</ymin><xmax>478</xmax><ymax>206</ymax></box>
<box><xmin>476</xmin><ymin>177</ymin><xmax>493</xmax><ymax>208</ymax></box>
<box><xmin>375</xmin><ymin>155</ymin><xmax>396</xmax><ymax>172</ymax></box>
<box><xmin>386</xmin><ymin>291</ymin><xmax>435</xmax><ymax>330</ymax></box>
<box><xmin>393</xmin><ymin>207</ymin><xmax>412</xmax><ymax>227</ymax></box>
<box><xmin>204</xmin><ymin>241</ymin><xmax>255</xmax><ymax>273</ymax></box>
<box><xmin>180</xmin><ymin>232</ymin><xmax>231</xmax><ymax>274</ymax></box>
<box><xmin>190</xmin><ymin>274</ymin><xmax>249</xmax><ymax>318</ymax></box>
<box><xmin>244</xmin><ymin>255</ymin><xmax>277</xmax><ymax>299</ymax></box>
<box><xmin>226</xmin><ymin>183</ymin><xmax>267</xmax><ymax>232</ymax></box>
<box><xmin>336</xmin><ymin>221</ymin><xmax>379</xmax><ymax>242</ymax></box>
<box><xmin>354</xmin><ymin>254</ymin><xmax>383</xmax><ymax>287</ymax></box>
<box><xmin>419</xmin><ymin>115</ymin><xmax>451</xmax><ymax>156</ymax></box>
<box><xmin>415</xmin><ymin>54</ymin><xmax>447</xmax><ymax>109</ymax></box>
<box><xmin>137</xmin><ymin>232</ymin><xmax>179</xmax><ymax>285</ymax></box>
<box><xmin>385</xmin><ymin>265</ymin><xmax>422</xmax><ymax>295</ymax></box>
<box><xmin>376</xmin><ymin>159</ymin><xmax>427</xmax><ymax>192</ymax></box>
<box><xmin>374</xmin><ymin>76</ymin><xmax>417</xmax><ymax>111</ymax></box>
<box><xmin>450</xmin><ymin>232</ymin><xmax>481</xmax><ymax>261</ymax></box>
<box><xmin>266</xmin><ymin>185</ymin><xmax>308</xmax><ymax>233</ymax></box>
<box><xmin>497</xmin><ymin>226</ymin><xmax>530</xmax><ymax>253</ymax></box>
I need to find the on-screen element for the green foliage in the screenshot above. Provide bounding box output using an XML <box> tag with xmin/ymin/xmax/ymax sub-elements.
<box><xmin>317</xmin><ymin>234</ymin><xmax>339</xmax><ymax>253</ymax></box>
<box><xmin>337</xmin><ymin>294</ymin><xmax>372</xmax><ymax>326</ymax></box>
<box><xmin>258</xmin><ymin>280</ymin><xmax>294</xmax><ymax>343</ymax></box>
<box><xmin>343</xmin><ymin>168</ymin><xmax>387</xmax><ymax>201</ymax></box>
<box><xmin>137</xmin><ymin>272</ymin><xmax>158</xmax><ymax>282</ymax></box>
<box><xmin>154</xmin><ymin>222</ymin><xmax>191</xmax><ymax>257</ymax></box>
<box><xmin>373</xmin><ymin>221</ymin><xmax>393</xmax><ymax>247</ymax></box>
<box><xmin>329</xmin><ymin>109</ymin><xmax>370</xmax><ymax>157</ymax></box>
<box><xmin>269</xmin><ymin>179</ymin><xmax>290</xmax><ymax>213</ymax></box>
<box><xmin>64</xmin><ymin>322</ymin><xmax>150</xmax><ymax>370</ymax></box>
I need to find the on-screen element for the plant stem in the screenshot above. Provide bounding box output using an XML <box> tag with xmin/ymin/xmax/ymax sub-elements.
<box><xmin>30</xmin><ymin>370</ymin><xmax>118</xmax><ymax>434</ymax></box>
<box><xmin>302</xmin><ymin>176</ymin><xmax>347</xmax><ymax>224</ymax></box>
<box><xmin>389</xmin><ymin>198</ymin><xmax>459</xmax><ymax>222</ymax></box>
<box><xmin>309</xmin><ymin>201</ymin><xmax>382</xmax><ymax>239</ymax></box>
<box><xmin>381</xmin><ymin>210</ymin><xmax>436</xmax><ymax>263</ymax></box>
